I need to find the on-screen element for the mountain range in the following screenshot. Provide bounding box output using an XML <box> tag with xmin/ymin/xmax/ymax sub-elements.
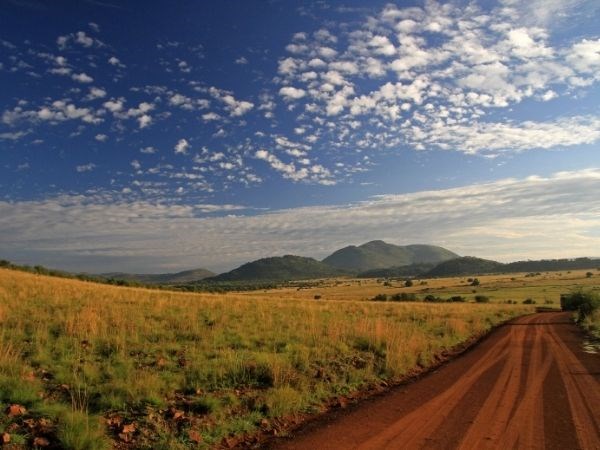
<box><xmin>101</xmin><ymin>268</ymin><xmax>215</xmax><ymax>285</ymax></box>
<box><xmin>93</xmin><ymin>241</ymin><xmax>600</xmax><ymax>285</ymax></box>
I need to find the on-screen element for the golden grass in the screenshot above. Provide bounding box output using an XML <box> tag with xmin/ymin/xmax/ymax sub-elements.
<box><xmin>0</xmin><ymin>268</ymin><xmax>562</xmax><ymax>447</ymax></box>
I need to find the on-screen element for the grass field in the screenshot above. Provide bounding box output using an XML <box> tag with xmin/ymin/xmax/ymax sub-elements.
<box><xmin>245</xmin><ymin>269</ymin><xmax>599</xmax><ymax>304</ymax></box>
<box><xmin>0</xmin><ymin>268</ymin><xmax>593</xmax><ymax>448</ymax></box>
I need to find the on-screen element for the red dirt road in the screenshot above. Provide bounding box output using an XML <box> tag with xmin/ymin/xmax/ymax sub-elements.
<box><xmin>271</xmin><ymin>312</ymin><xmax>600</xmax><ymax>450</ymax></box>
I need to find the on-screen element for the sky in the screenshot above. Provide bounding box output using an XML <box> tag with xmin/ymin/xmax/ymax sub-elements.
<box><xmin>1</xmin><ymin>0</ymin><xmax>599</xmax><ymax>274</ymax></box>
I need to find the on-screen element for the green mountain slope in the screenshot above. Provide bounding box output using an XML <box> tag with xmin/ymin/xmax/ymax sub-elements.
<box><xmin>209</xmin><ymin>255</ymin><xmax>345</xmax><ymax>282</ymax></box>
<box><xmin>101</xmin><ymin>268</ymin><xmax>215</xmax><ymax>284</ymax></box>
<box><xmin>423</xmin><ymin>257</ymin><xmax>505</xmax><ymax>277</ymax></box>
<box><xmin>322</xmin><ymin>240</ymin><xmax>459</xmax><ymax>272</ymax></box>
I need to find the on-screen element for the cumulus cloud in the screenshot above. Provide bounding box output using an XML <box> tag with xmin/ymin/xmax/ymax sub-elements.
<box><xmin>174</xmin><ymin>138</ymin><xmax>190</xmax><ymax>154</ymax></box>
<box><xmin>279</xmin><ymin>86</ymin><xmax>307</xmax><ymax>100</ymax></box>
<box><xmin>72</xmin><ymin>72</ymin><xmax>94</xmax><ymax>83</ymax></box>
<box><xmin>0</xmin><ymin>169</ymin><xmax>598</xmax><ymax>272</ymax></box>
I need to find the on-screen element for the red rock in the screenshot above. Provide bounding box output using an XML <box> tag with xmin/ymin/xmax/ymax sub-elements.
<box><xmin>188</xmin><ymin>429</ymin><xmax>203</xmax><ymax>443</ymax></box>
<box><xmin>33</xmin><ymin>436</ymin><xmax>50</xmax><ymax>447</ymax></box>
<box><xmin>6</xmin><ymin>404</ymin><xmax>26</xmax><ymax>417</ymax></box>
<box><xmin>121</xmin><ymin>423</ymin><xmax>136</xmax><ymax>434</ymax></box>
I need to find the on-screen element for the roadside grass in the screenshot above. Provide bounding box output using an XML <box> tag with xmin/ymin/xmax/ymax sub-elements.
<box><xmin>0</xmin><ymin>268</ymin><xmax>539</xmax><ymax>448</ymax></box>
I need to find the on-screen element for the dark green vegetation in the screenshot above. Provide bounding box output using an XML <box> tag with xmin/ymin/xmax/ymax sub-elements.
<box><xmin>356</xmin><ymin>263</ymin><xmax>436</xmax><ymax>278</ymax></box>
<box><xmin>561</xmin><ymin>290</ymin><xmax>600</xmax><ymax>323</ymax></box>
<box><xmin>424</xmin><ymin>257</ymin><xmax>505</xmax><ymax>277</ymax></box>
<box><xmin>207</xmin><ymin>255</ymin><xmax>346</xmax><ymax>282</ymax></box>
<box><xmin>101</xmin><ymin>268</ymin><xmax>215</xmax><ymax>285</ymax></box>
<box><xmin>422</xmin><ymin>256</ymin><xmax>600</xmax><ymax>278</ymax></box>
<box><xmin>322</xmin><ymin>241</ymin><xmax>459</xmax><ymax>272</ymax></box>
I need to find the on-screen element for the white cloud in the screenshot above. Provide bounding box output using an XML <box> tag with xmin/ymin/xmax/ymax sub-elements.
<box><xmin>86</xmin><ymin>87</ymin><xmax>106</xmax><ymax>100</ymax></box>
<box><xmin>137</xmin><ymin>114</ymin><xmax>152</xmax><ymax>129</ymax></box>
<box><xmin>235</xmin><ymin>56</ymin><xmax>249</xmax><ymax>64</ymax></box>
<box><xmin>75</xmin><ymin>31</ymin><xmax>94</xmax><ymax>47</ymax></box>
<box><xmin>95</xmin><ymin>133</ymin><xmax>108</xmax><ymax>142</ymax></box>
<box><xmin>174</xmin><ymin>138</ymin><xmax>190</xmax><ymax>155</ymax></box>
<box><xmin>103</xmin><ymin>99</ymin><xmax>124</xmax><ymax>113</ymax></box>
<box><xmin>279</xmin><ymin>86</ymin><xmax>307</xmax><ymax>100</ymax></box>
<box><xmin>566</xmin><ymin>38</ymin><xmax>600</xmax><ymax>74</ymax></box>
<box><xmin>75</xmin><ymin>163</ymin><xmax>96</xmax><ymax>172</ymax></box>
<box><xmin>140</xmin><ymin>146</ymin><xmax>158</xmax><ymax>154</ymax></box>
<box><xmin>72</xmin><ymin>72</ymin><xmax>94</xmax><ymax>83</ymax></box>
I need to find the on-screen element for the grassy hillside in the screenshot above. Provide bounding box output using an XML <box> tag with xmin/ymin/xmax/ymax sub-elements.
<box><xmin>101</xmin><ymin>268</ymin><xmax>215</xmax><ymax>284</ymax></box>
<box><xmin>208</xmin><ymin>255</ymin><xmax>345</xmax><ymax>282</ymax></box>
<box><xmin>0</xmin><ymin>268</ymin><xmax>530</xmax><ymax>448</ymax></box>
<box><xmin>425</xmin><ymin>256</ymin><xmax>505</xmax><ymax>277</ymax></box>
<box><xmin>424</xmin><ymin>256</ymin><xmax>600</xmax><ymax>278</ymax></box>
<box><xmin>322</xmin><ymin>241</ymin><xmax>458</xmax><ymax>272</ymax></box>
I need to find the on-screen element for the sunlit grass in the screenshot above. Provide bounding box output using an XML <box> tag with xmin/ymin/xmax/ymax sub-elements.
<box><xmin>0</xmin><ymin>268</ymin><xmax>535</xmax><ymax>447</ymax></box>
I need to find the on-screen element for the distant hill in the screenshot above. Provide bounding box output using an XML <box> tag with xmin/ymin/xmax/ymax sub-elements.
<box><xmin>424</xmin><ymin>257</ymin><xmax>504</xmax><ymax>277</ymax></box>
<box><xmin>101</xmin><ymin>268</ymin><xmax>215</xmax><ymax>284</ymax></box>
<box><xmin>322</xmin><ymin>241</ymin><xmax>459</xmax><ymax>272</ymax></box>
<box><xmin>208</xmin><ymin>255</ymin><xmax>345</xmax><ymax>282</ymax></box>
<box><xmin>423</xmin><ymin>256</ymin><xmax>600</xmax><ymax>278</ymax></box>
<box><xmin>503</xmin><ymin>258</ymin><xmax>599</xmax><ymax>273</ymax></box>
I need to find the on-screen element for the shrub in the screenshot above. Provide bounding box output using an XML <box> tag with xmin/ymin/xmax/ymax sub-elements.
<box><xmin>474</xmin><ymin>295</ymin><xmax>489</xmax><ymax>303</ymax></box>
<box><xmin>313</xmin><ymin>295</ymin><xmax>322</xmax><ymax>300</ymax></box>
<box><xmin>449</xmin><ymin>296</ymin><xmax>466</xmax><ymax>303</ymax></box>
<box><xmin>372</xmin><ymin>294</ymin><xmax>388</xmax><ymax>302</ymax></box>
<box><xmin>390</xmin><ymin>293</ymin><xmax>416</xmax><ymax>302</ymax></box>
<box><xmin>423</xmin><ymin>294</ymin><xmax>444</xmax><ymax>303</ymax></box>
<box><xmin>56</xmin><ymin>411</ymin><xmax>108</xmax><ymax>450</ymax></box>
<box><xmin>586</xmin><ymin>272</ymin><xmax>593</xmax><ymax>278</ymax></box>
<box><xmin>523</xmin><ymin>298</ymin><xmax>536</xmax><ymax>304</ymax></box>
<box><xmin>561</xmin><ymin>290</ymin><xmax>600</xmax><ymax>323</ymax></box>
<box><xmin>470</xmin><ymin>278</ymin><xmax>480</xmax><ymax>286</ymax></box>
<box><xmin>404</xmin><ymin>279</ymin><xmax>413</xmax><ymax>287</ymax></box>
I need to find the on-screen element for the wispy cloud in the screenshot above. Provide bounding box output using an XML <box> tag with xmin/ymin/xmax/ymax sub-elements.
<box><xmin>1</xmin><ymin>169</ymin><xmax>598</xmax><ymax>272</ymax></box>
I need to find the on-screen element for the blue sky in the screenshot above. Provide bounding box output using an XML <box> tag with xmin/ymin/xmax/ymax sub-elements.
<box><xmin>1</xmin><ymin>0</ymin><xmax>599</xmax><ymax>273</ymax></box>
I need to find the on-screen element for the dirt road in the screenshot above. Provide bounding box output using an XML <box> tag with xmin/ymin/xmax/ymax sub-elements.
<box><xmin>271</xmin><ymin>312</ymin><xmax>600</xmax><ymax>450</ymax></box>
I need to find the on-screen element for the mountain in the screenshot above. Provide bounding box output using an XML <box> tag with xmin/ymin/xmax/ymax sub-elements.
<box><xmin>423</xmin><ymin>257</ymin><xmax>505</xmax><ymax>277</ymax></box>
<box><xmin>101</xmin><ymin>268</ymin><xmax>215</xmax><ymax>284</ymax></box>
<box><xmin>322</xmin><ymin>240</ymin><xmax>459</xmax><ymax>272</ymax></box>
<box><xmin>423</xmin><ymin>256</ymin><xmax>600</xmax><ymax>278</ymax></box>
<box><xmin>208</xmin><ymin>255</ymin><xmax>345</xmax><ymax>282</ymax></box>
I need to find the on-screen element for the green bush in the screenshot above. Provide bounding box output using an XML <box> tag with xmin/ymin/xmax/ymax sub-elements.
<box><xmin>474</xmin><ymin>295</ymin><xmax>489</xmax><ymax>303</ymax></box>
<box><xmin>390</xmin><ymin>293</ymin><xmax>416</xmax><ymax>302</ymax></box>
<box><xmin>561</xmin><ymin>290</ymin><xmax>600</xmax><ymax>323</ymax></box>
<box><xmin>372</xmin><ymin>294</ymin><xmax>388</xmax><ymax>302</ymax></box>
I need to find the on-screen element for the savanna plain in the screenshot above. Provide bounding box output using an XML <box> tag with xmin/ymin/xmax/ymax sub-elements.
<box><xmin>0</xmin><ymin>268</ymin><xmax>598</xmax><ymax>449</ymax></box>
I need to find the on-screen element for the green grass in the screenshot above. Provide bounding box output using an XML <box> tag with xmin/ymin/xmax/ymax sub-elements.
<box><xmin>0</xmin><ymin>268</ymin><xmax>538</xmax><ymax>448</ymax></box>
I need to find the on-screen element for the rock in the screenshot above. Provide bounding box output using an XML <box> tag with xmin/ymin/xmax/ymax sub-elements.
<box><xmin>1</xmin><ymin>433</ymin><xmax>10</xmax><ymax>444</ymax></box>
<box><xmin>33</xmin><ymin>436</ymin><xmax>50</xmax><ymax>447</ymax></box>
<box><xmin>6</xmin><ymin>404</ymin><xmax>26</xmax><ymax>417</ymax></box>
<box><xmin>121</xmin><ymin>423</ymin><xmax>136</xmax><ymax>434</ymax></box>
<box><xmin>188</xmin><ymin>429</ymin><xmax>203</xmax><ymax>443</ymax></box>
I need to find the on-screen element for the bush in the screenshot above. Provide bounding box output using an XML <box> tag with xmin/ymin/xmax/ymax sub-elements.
<box><xmin>390</xmin><ymin>293</ymin><xmax>416</xmax><ymax>302</ymax></box>
<box><xmin>423</xmin><ymin>294</ymin><xmax>444</xmax><ymax>303</ymax></box>
<box><xmin>449</xmin><ymin>296</ymin><xmax>466</xmax><ymax>303</ymax></box>
<box><xmin>561</xmin><ymin>291</ymin><xmax>600</xmax><ymax>323</ymax></box>
<box><xmin>372</xmin><ymin>294</ymin><xmax>387</xmax><ymax>302</ymax></box>
<box><xmin>523</xmin><ymin>298</ymin><xmax>536</xmax><ymax>304</ymax></box>
<box><xmin>474</xmin><ymin>295</ymin><xmax>489</xmax><ymax>303</ymax></box>
<box><xmin>404</xmin><ymin>279</ymin><xmax>413</xmax><ymax>287</ymax></box>
<box><xmin>470</xmin><ymin>278</ymin><xmax>480</xmax><ymax>286</ymax></box>
<box><xmin>586</xmin><ymin>272</ymin><xmax>593</xmax><ymax>278</ymax></box>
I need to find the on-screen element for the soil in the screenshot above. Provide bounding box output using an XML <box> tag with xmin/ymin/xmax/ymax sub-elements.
<box><xmin>268</xmin><ymin>312</ymin><xmax>600</xmax><ymax>450</ymax></box>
